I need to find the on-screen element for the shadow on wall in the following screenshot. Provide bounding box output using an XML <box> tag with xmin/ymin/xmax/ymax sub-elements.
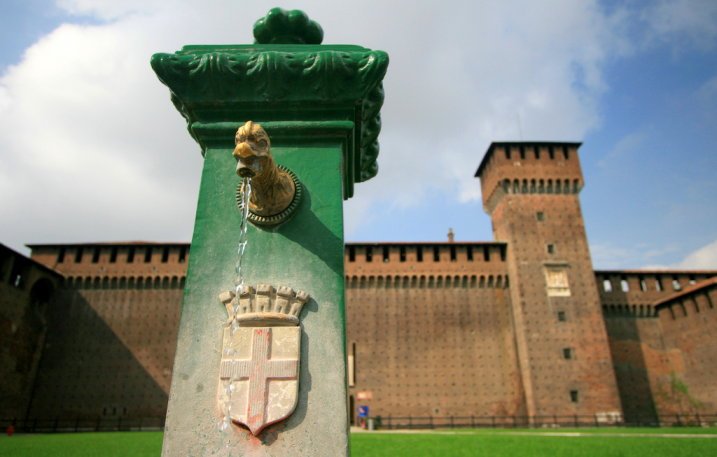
<box><xmin>25</xmin><ymin>287</ymin><xmax>169</xmax><ymax>420</ymax></box>
<box><xmin>603</xmin><ymin>287</ymin><xmax>660</xmax><ymax>425</ymax></box>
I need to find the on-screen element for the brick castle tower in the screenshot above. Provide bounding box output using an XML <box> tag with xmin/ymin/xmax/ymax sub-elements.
<box><xmin>476</xmin><ymin>142</ymin><xmax>622</xmax><ymax>419</ymax></box>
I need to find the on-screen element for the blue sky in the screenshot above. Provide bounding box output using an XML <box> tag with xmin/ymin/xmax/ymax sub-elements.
<box><xmin>0</xmin><ymin>0</ymin><xmax>715</xmax><ymax>269</ymax></box>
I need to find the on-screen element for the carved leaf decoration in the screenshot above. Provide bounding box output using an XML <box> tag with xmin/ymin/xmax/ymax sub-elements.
<box><xmin>246</xmin><ymin>52</ymin><xmax>301</xmax><ymax>100</ymax></box>
<box><xmin>302</xmin><ymin>52</ymin><xmax>356</xmax><ymax>99</ymax></box>
<box><xmin>151</xmin><ymin>47</ymin><xmax>388</xmax><ymax>186</ymax></box>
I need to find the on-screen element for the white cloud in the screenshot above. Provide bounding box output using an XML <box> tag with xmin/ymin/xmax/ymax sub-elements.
<box><xmin>0</xmin><ymin>0</ymin><xmax>714</xmax><ymax>252</ymax></box>
<box><xmin>640</xmin><ymin>0</ymin><xmax>717</xmax><ymax>50</ymax></box>
<box><xmin>674</xmin><ymin>239</ymin><xmax>717</xmax><ymax>269</ymax></box>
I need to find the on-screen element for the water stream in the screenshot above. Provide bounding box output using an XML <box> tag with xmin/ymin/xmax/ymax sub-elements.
<box><xmin>220</xmin><ymin>177</ymin><xmax>252</xmax><ymax>432</ymax></box>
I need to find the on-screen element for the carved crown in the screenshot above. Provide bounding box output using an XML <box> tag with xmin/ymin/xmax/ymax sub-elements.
<box><xmin>219</xmin><ymin>284</ymin><xmax>309</xmax><ymax>327</ymax></box>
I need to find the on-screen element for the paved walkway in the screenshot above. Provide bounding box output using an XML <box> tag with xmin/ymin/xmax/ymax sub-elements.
<box><xmin>351</xmin><ymin>427</ymin><xmax>717</xmax><ymax>439</ymax></box>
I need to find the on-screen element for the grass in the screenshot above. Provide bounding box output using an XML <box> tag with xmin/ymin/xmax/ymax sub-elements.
<box><xmin>0</xmin><ymin>428</ymin><xmax>715</xmax><ymax>456</ymax></box>
<box><xmin>0</xmin><ymin>432</ymin><xmax>162</xmax><ymax>457</ymax></box>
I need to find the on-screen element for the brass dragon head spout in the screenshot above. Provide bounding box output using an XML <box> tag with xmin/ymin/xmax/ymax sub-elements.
<box><xmin>232</xmin><ymin>121</ymin><xmax>297</xmax><ymax>220</ymax></box>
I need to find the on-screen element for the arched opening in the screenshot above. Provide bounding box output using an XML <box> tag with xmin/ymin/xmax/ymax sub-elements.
<box><xmin>30</xmin><ymin>278</ymin><xmax>54</xmax><ymax>310</ymax></box>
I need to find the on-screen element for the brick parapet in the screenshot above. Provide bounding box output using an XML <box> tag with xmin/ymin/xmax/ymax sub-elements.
<box><xmin>28</xmin><ymin>243</ymin><xmax>190</xmax><ymax>280</ymax></box>
<box><xmin>475</xmin><ymin>142</ymin><xmax>584</xmax><ymax>214</ymax></box>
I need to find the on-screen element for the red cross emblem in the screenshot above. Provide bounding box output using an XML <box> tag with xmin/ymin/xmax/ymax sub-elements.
<box><xmin>220</xmin><ymin>327</ymin><xmax>300</xmax><ymax>435</ymax></box>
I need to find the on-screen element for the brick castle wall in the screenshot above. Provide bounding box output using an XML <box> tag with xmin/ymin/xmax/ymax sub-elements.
<box><xmin>345</xmin><ymin>243</ymin><xmax>524</xmax><ymax>421</ymax></box>
<box><xmin>25</xmin><ymin>244</ymin><xmax>186</xmax><ymax>419</ymax></box>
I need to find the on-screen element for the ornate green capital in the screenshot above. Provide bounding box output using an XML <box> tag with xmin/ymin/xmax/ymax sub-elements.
<box><xmin>150</xmin><ymin>10</ymin><xmax>388</xmax><ymax>199</ymax></box>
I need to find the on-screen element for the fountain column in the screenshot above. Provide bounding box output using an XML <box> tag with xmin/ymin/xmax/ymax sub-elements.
<box><xmin>151</xmin><ymin>8</ymin><xmax>388</xmax><ymax>456</ymax></box>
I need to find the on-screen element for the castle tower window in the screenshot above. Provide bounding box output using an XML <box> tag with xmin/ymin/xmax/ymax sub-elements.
<box><xmin>348</xmin><ymin>246</ymin><xmax>355</xmax><ymax>262</ymax></box>
<box><xmin>620</xmin><ymin>278</ymin><xmax>629</xmax><ymax>292</ymax></box>
<box><xmin>672</xmin><ymin>277</ymin><xmax>681</xmax><ymax>291</ymax></box>
<box><xmin>548</xmin><ymin>146</ymin><xmax>555</xmax><ymax>159</ymax></box>
<box><xmin>110</xmin><ymin>247</ymin><xmax>118</xmax><ymax>263</ymax></box>
<box><xmin>562</xmin><ymin>147</ymin><xmax>570</xmax><ymax>159</ymax></box>
<box><xmin>399</xmin><ymin>246</ymin><xmax>406</xmax><ymax>262</ymax></box>
<box><xmin>57</xmin><ymin>247</ymin><xmax>65</xmax><ymax>263</ymax></box>
<box><xmin>127</xmin><ymin>247</ymin><xmax>135</xmax><ymax>263</ymax></box>
<box><xmin>570</xmin><ymin>390</ymin><xmax>579</xmax><ymax>403</ymax></box>
<box><xmin>519</xmin><ymin>146</ymin><xmax>526</xmax><ymax>160</ymax></box>
<box><xmin>688</xmin><ymin>275</ymin><xmax>696</xmax><ymax>285</ymax></box>
<box><xmin>505</xmin><ymin>147</ymin><xmax>512</xmax><ymax>160</ymax></box>
<box><xmin>92</xmin><ymin>248</ymin><xmax>100</xmax><ymax>263</ymax></box>
<box><xmin>178</xmin><ymin>246</ymin><xmax>186</xmax><ymax>263</ymax></box>
<box><xmin>365</xmin><ymin>247</ymin><xmax>373</xmax><ymax>263</ymax></box>
<box><xmin>536</xmin><ymin>212</ymin><xmax>545</xmax><ymax>221</ymax></box>
<box><xmin>557</xmin><ymin>311</ymin><xmax>566</xmax><ymax>322</ymax></box>
<box><xmin>483</xmin><ymin>246</ymin><xmax>490</xmax><ymax>262</ymax></box>
<box><xmin>655</xmin><ymin>277</ymin><xmax>663</xmax><ymax>291</ymax></box>
<box><xmin>563</xmin><ymin>348</ymin><xmax>573</xmax><ymax>360</ymax></box>
<box><xmin>162</xmin><ymin>247</ymin><xmax>170</xmax><ymax>263</ymax></box>
<box><xmin>450</xmin><ymin>246</ymin><xmax>456</xmax><ymax>262</ymax></box>
<box><xmin>382</xmin><ymin>246</ymin><xmax>389</xmax><ymax>263</ymax></box>
<box><xmin>534</xmin><ymin>146</ymin><xmax>541</xmax><ymax>159</ymax></box>
<box><xmin>416</xmin><ymin>246</ymin><xmax>423</xmax><ymax>262</ymax></box>
<box><xmin>639</xmin><ymin>277</ymin><xmax>647</xmax><ymax>292</ymax></box>
<box><xmin>547</xmin><ymin>244</ymin><xmax>555</xmax><ymax>255</ymax></box>
<box><xmin>74</xmin><ymin>247</ymin><xmax>84</xmax><ymax>263</ymax></box>
<box><xmin>433</xmin><ymin>246</ymin><xmax>440</xmax><ymax>262</ymax></box>
<box><xmin>603</xmin><ymin>279</ymin><xmax>613</xmax><ymax>293</ymax></box>
<box><xmin>467</xmin><ymin>246</ymin><xmax>473</xmax><ymax>261</ymax></box>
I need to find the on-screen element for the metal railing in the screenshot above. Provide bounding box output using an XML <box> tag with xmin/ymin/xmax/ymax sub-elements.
<box><xmin>369</xmin><ymin>413</ymin><xmax>717</xmax><ymax>430</ymax></box>
<box><xmin>5</xmin><ymin>413</ymin><xmax>717</xmax><ymax>434</ymax></box>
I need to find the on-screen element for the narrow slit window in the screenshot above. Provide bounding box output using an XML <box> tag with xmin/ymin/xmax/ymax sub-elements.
<box><xmin>382</xmin><ymin>246</ymin><xmax>389</xmax><ymax>263</ymax></box>
<box><xmin>417</xmin><ymin>246</ymin><xmax>423</xmax><ymax>262</ymax></box>
<box><xmin>603</xmin><ymin>279</ymin><xmax>613</xmax><ymax>293</ymax></box>
<box><xmin>110</xmin><ymin>247</ymin><xmax>118</xmax><ymax>263</ymax></box>
<box><xmin>144</xmin><ymin>247</ymin><xmax>152</xmax><ymax>263</ymax></box>
<box><xmin>348</xmin><ymin>246</ymin><xmax>355</xmax><ymax>262</ymax></box>
<box><xmin>162</xmin><ymin>247</ymin><xmax>170</xmax><ymax>263</ymax></box>
<box><xmin>92</xmin><ymin>248</ymin><xmax>100</xmax><ymax>263</ymax></box>
<box><xmin>127</xmin><ymin>247</ymin><xmax>135</xmax><ymax>263</ymax></box>
<box><xmin>365</xmin><ymin>247</ymin><xmax>373</xmax><ymax>263</ymax></box>
<box><xmin>399</xmin><ymin>246</ymin><xmax>406</xmax><ymax>262</ymax></box>
<box><xmin>433</xmin><ymin>246</ymin><xmax>440</xmax><ymax>262</ymax></box>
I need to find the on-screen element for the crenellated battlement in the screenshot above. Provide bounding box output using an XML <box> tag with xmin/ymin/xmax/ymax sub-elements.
<box><xmin>475</xmin><ymin>142</ymin><xmax>584</xmax><ymax>214</ymax></box>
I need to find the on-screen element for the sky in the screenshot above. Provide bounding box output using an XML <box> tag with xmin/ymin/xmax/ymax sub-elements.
<box><xmin>0</xmin><ymin>0</ymin><xmax>715</xmax><ymax>270</ymax></box>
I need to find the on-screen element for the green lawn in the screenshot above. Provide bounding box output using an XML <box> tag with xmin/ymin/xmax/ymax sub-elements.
<box><xmin>0</xmin><ymin>429</ymin><xmax>715</xmax><ymax>456</ymax></box>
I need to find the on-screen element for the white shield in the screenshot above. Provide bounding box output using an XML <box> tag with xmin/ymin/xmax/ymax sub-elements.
<box><xmin>218</xmin><ymin>325</ymin><xmax>300</xmax><ymax>435</ymax></box>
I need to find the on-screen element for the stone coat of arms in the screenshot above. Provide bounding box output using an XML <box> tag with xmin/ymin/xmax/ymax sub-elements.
<box><xmin>218</xmin><ymin>285</ymin><xmax>309</xmax><ymax>435</ymax></box>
